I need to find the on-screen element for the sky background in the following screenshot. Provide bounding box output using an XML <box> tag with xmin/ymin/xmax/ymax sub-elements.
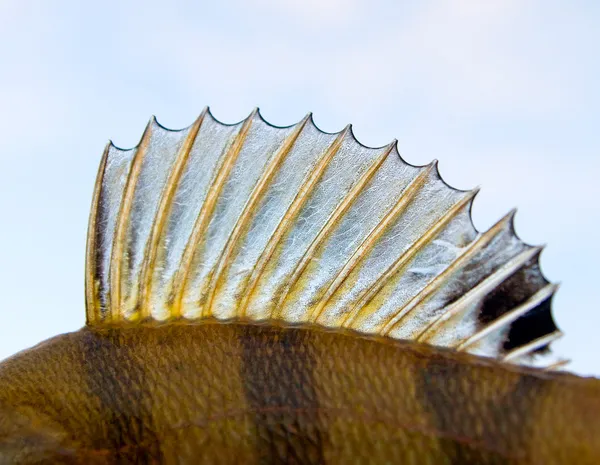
<box><xmin>0</xmin><ymin>1</ymin><xmax>598</xmax><ymax>375</ymax></box>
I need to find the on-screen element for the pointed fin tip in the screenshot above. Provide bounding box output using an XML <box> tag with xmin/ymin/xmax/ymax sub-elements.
<box><xmin>107</xmin><ymin>116</ymin><xmax>155</xmax><ymax>153</ymax></box>
<box><xmin>319</xmin><ymin>122</ymin><xmax>352</xmax><ymax>144</ymax></box>
<box><xmin>380</xmin><ymin>139</ymin><xmax>398</xmax><ymax>157</ymax></box>
<box><xmin>507</xmin><ymin>207</ymin><xmax>518</xmax><ymax>227</ymax></box>
<box><xmin>504</xmin><ymin>209</ymin><xmax>556</xmax><ymax>300</ymax></box>
<box><xmin>427</xmin><ymin>158</ymin><xmax>482</xmax><ymax>197</ymax></box>
<box><xmin>346</xmin><ymin>123</ymin><xmax>383</xmax><ymax>147</ymax></box>
<box><xmin>428</xmin><ymin>159</ymin><xmax>440</xmax><ymax>177</ymax></box>
<box><xmin>544</xmin><ymin>359</ymin><xmax>570</xmax><ymax>371</ymax></box>
<box><xmin>306</xmin><ymin>116</ymin><xmax>354</xmax><ymax>138</ymax></box>
<box><xmin>145</xmin><ymin>115</ymin><xmax>160</xmax><ymax>133</ymax></box>
<box><xmin>420</xmin><ymin>158</ymin><xmax>438</xmax><ymax>172</ymax></box>
<box><xmin>345</xmin><ymin>125</ymin><xmax>400</xmax><ymax>152</ymax></box>
<box><xmin>504</xmin><ymin>331</ymin><xmax>564</xmax><ymax>362</ymax></box>
<box><xmin>249</xmin><ymin>107</ymin><xmax>261</xmax><ymax>120</ymax></box>
<box><xmin>214</xmin><ymin>108</ymin><xmax>314</xmax><ymax>132</ymax></box>
<box><xmin>191</xmin><ymin>107</ymin><xmax>209</xmax><ymax>127</ymax></box>
<box><xmin>497</xmin><ymin>208</ymin><xmax>518</xmax><ymax>230</ymax></box>
<box><xmin>427</xmin><ymin>158</ymin><xmax>478</xmax><ymax>195</ymax></box>
<box><xmin>466</xmin><ymin>186</ymin><xmax>481</xmax><ymax>213</ymax></box>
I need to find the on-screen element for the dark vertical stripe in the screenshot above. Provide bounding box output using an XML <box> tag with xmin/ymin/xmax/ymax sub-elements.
<box><xmin>239</xmin><ymin>325</ymin><xmax>325</xmax><ymax>465</ymax></box>
<box><xmin>81</xmin><ymin>328</ymin><xmax>162</xmax><ymax>463</ymax></box>
<box><xmin>417</xmin><ymin>358</ymin><xmax>548</xmax><ymax>464</ymax></box>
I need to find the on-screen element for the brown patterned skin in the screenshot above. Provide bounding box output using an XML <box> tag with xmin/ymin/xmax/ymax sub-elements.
<box><xmin>0</xmin><ymin>323</ymin><xmax>598</xmax><ymax>464</ymax></box>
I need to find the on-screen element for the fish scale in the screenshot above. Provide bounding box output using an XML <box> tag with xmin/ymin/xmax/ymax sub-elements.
<box><xmin>3</xmin><ymin>324</ymin><xmax>598</xmax><ymax>463</ymax></box>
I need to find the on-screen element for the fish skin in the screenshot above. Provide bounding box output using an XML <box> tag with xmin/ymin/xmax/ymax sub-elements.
<box><xmin>0</xmin><ymin>323</ymin><xmax>598</xmax><ymax>464</ymax></box>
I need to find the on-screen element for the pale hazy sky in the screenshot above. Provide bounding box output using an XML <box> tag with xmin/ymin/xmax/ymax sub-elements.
<box><xmin>0</xmin><ymin>1</ymin><xmax>598</xmax><ymax>375</ymax></box>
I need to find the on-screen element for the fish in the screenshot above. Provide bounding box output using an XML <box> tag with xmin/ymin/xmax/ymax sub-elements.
<box><xmin>0</xmin><ymin>108</ymin><xmax>598</xmax><ymax>464</ymax></box>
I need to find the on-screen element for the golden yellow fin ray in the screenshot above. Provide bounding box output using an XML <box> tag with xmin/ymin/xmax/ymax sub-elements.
<box><xmin>138</xmin><ymin>111</ymin><xmax>207</xmax><ymax>319</ymax></box>
<box><xmin>380</xmin><ymin>211</ymin><xmax>516</xmax><ymax>335</ymax></box>
<box><xmin>172</xmin><ymin>110</ymin><xmax>257</xmax><ymax>316</ymax></box>
<box><xmin>341</xmin><ymin>186</ymin><xmax>479</xmax><ymax>330</ymax></box>
<box><xmin>270</xmin><ymin>140</ymin><xmax>395</xmax><ymax>320</ymax></box>
<box><xmin>204</xmin><ymin>114</ymin><xmax>312</xmax><ymax>317</ymax></box>
<box><xmin>85</xmin><ymin>142</ymin><xmax>110</xmax><ymax>325</ymax></box>
<box><xmin>109</xmin><ymin>119</ymin><xmax>154</xmax><ymax>322</ymax></box>
<box><xmin>236</xmin><ymin>124</ymin><xmax>351</xmax><ymax>318</ymax></box>
<box><xmin>309</xmin><ymin>162</ymin><xmax>436</xmax><ymax>323</ymax></box>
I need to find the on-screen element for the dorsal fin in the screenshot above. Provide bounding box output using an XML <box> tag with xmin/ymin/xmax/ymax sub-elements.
<box><xmin>85</xmin><ymin>108</ymin><xmax>563</xmax><ymax>368</ymax></box>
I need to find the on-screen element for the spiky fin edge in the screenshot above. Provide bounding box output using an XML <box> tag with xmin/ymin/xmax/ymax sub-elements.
<box><xmin>85</xmin><ymin>108</ymin><xmax>562</xmax><ymax>370</ymax></box>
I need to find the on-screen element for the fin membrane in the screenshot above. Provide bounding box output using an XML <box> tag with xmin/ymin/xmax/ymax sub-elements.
<box><xmin>85</xmin><ymin>108</ymin><xmax>562</xmax><ymax>368</ymax></box>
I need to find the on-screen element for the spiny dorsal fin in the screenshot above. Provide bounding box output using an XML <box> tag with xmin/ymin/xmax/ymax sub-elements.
<box><xmin>85</xmin><ymin>108</ymin><xmax>562</xmax><ymax>369</ymax></box>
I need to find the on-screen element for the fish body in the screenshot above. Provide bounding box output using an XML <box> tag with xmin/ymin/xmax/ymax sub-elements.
<box><xmin>1</xmin><ymin>323</ymin><xmax>599</xmax><ymax>464</ymax></box>
<box><xmin>0</xmin><ymin>323</ymin><xmax>600</xmax><ymax>464</ymax></box>
<box><xmin>1</xmin><ymin>109</ymin><xmax>598</xmax><ymax>463</ymax></box>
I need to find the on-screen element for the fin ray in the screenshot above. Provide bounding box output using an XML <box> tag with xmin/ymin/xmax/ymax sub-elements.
<box><xmin>380</xmin><ymin>211</ymin><xmax>516</xmax><ymax>336</ymax></box>
<box><xmin>172</xmin><ymin>110</ymin><xmax>257</xmax><ymax>316</ymax></box>
<box><xmin>309</xmin><ymin>161</ymin><xmax>436</xmax><ymax>323</ymax></box>
<box><xmin>138</xmin><ymin>111</ymin><xmax>207</xmax><ymax>318</ymax></box>
<box><xmin>271</xmin><ymin>141</ymin><xmax>395</xmax><ymax>320</ymax></box>
<box><xmin>85</xmin><ymin>142</ymin><xmax>110</xmax><ymax>325</ymax></box>
<box><xmin>109</xmin><ymin>120</ymin><xmax>154</xmax><ymax>322</ymax></box>
<box><xmin>456</xmin><ymin>283</ymin><xmax>558</xmax><ymax>351</ymax></box>
<box><xmin>417</xmin><ymin>245</ymin><xmax>544</xmax><ymax>343</ymax></box>
<box><xmin>236</xmin><ymin>125</ymin><xmax>351</xmax><ymax>318</ymax></box>
<box><xmin>204</xmin><ymin>114</ymin><xmax>311</xmax><ymax>316</ymax></box>
<box><xmin>341</xmin><ymin>188</ymin><xmax>479</xmax><ymax>329</ymax></box>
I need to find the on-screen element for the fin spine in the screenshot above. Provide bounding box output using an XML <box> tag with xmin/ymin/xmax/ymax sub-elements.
<box><xmin>456</xmin><ymin>282</ymin><xmax>558</xmax><ymax>351</ymax></box>
<box><xmin>310</xmin><ymin>161</ymin><xmax>437</xmax><ymax>323</ymax></box>
<box><xmin>236</xmin><ymin>125</ymin><xmax>351</xmax><ymax>318</ymax></box>
<box><xmin>85</xmin><ymin>142</ymin><xmax>110</xmax><ymax>324</ymax></box>
<box><xmin>342</xmin><ymin>188</ymin><xmax>478</xmax><ymax>328</ymax></box>
<box><xmin>271</xmin><ymin>141</ymin><xmax>396</xmax><ymax>320</ymax></box>
<box><xmin>543</xmin><ymin>359</ymin><xmax>570</xmax><ymax>371</ymax></box>
<box><xmin>171</xmin><ymin>109</ymin><xmax>257</xmax><ymax>316</ymax></box>
<box><xmin>203</xmin><ymin>114</ymin><xmax>311</xmax><ymax>315</ymax></box>
<box><xmin>109</xmin><ymin>120</ymin><xmax>154</xmax><ymax>322</ymax></box>
<box><xmin>417</xmin><ymin>245</ymin><xmax>543</xmax><ymax>342</ymax></box>
<box><xmin>503</xmin><ymin>330</ymin><xmax>563</xmax><ymax>362</ymax></box>
<box><xmin>381</xmin><ymin>210</ymin><xmax>516</xmax><ymax>335</ymax></box>
<box><xmin>138</xmin><ymin>111</ymin><xmax>207</xmax><ymax>319</ymax></box>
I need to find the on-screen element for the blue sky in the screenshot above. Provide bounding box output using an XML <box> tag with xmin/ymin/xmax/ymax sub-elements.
<box><xmin>0</xmin><ymin>1</ymin><xmax>598</xmax><ymax>375</ymax></box>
